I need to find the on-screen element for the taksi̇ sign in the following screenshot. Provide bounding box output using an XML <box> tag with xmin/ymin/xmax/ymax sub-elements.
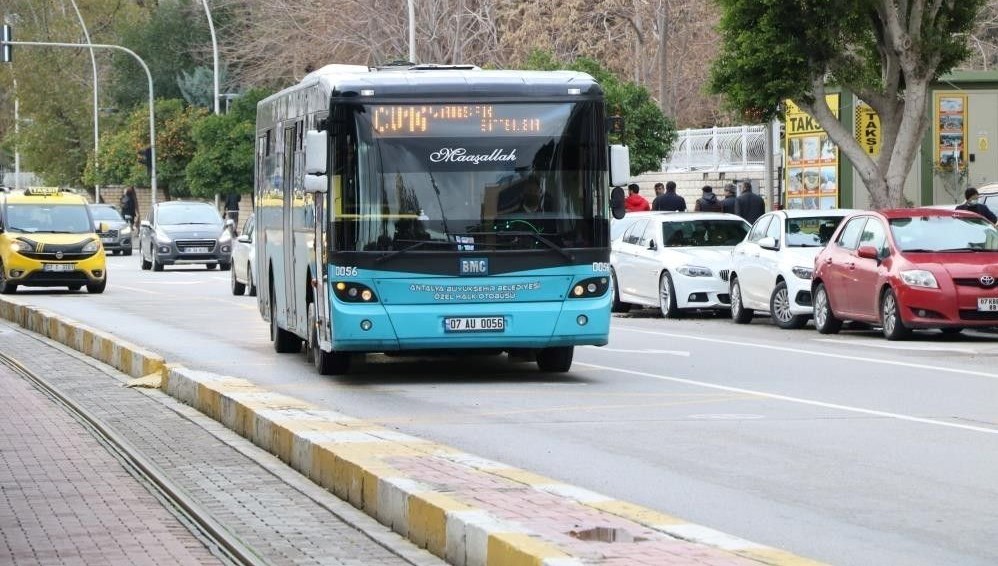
<box><xmin>854</xmin><ymin>102</ymin><xmax>881</xmax><ymax>156</ymax></box>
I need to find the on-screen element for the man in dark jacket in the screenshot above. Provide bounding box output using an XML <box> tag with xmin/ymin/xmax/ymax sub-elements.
<box><xmin>721</xmin><ymin>184</ymin><xmax>737</xmax><ymax>214</ymax></box>
<box><xmin>694</xmin><ymin>185</ymin><xmax>723</xmax><ymax>212</ymax></box>
<box><xmin>956</xmin><ymin>187</ymin><xmax>998</xmax><ymax>223</ymax></box>
<box><xmin>652</xmin><ymin>181</ymin><xmax>687</xmax><ymax>211</ymax></box>
<box><xmin>735</xmin><ymin>180</ymin><xmax>765</xmax><ymax>224</ymax></box>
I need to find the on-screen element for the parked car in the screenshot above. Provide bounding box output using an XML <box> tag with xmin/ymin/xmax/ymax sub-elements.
<box><xmin>138</xmin><ymin>201</ymin><xmax>233</xmax><ymax>272</ymax></box>
<box><xmin>812</xmin><ymin>208</ymin><xmax>998</xmax><ymax>340</ymax></box>
<box><xmin>230</xmin><ymin>213</ymin><xmax>256</xmax><ymax>296</ymax></box>
<box><xmin>728</xmin><ymin>209</ymin><xmax>855</xmax><ymax>328</ymax></box>
<box><xmin>89</xmin><ymin>204</ymin><xmax>133</xmax><ymax>256</ymax></box>
<box><xmin>611</xmin><ymin>212</ymin><xmax>750</xmax><ymax>317</ymax></box>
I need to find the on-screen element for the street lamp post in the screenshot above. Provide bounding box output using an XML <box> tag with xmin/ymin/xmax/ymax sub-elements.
<box><xmin>2</xmin><ymin>40</ymin><xmax>159</xmax><ymax>206</ymax></box>
<box><xmin>12</xmin><ymin>77</ymin><xmax>19</xmax><ymax>190</ymax></box>
<box><xmin>407</xmin><ymin>0</ymin><xmax>416</xmax><ymax>63</ymax></box>
<box><xmin>199</xmin><ymin>0</ymin><xmax>220</xmax><ymax>115</ymax></box>
<box><xmin>68</xmin><ymin>0</ymin><xmax>101</xmax><ymax>203</ymax></box>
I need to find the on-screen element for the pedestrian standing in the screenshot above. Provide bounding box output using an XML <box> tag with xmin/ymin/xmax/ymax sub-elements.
<box><xmin>652</xmin><ymin>181</ymin><xmax>687</xmax><ymax>211</ymax></box>
<box><xmin>694</xmin><ymin>185</ymin><xmax>723</xmax><ymax>212</ymax></box>
<box><xmin>721</xmin><ymin>184</ymin><xmax>738</xmax><ymax>214</ymax></box>
<box><xmin>120</xmin><ymin>186</ymin><xmax>139</xmax><ymax>229</ymax></box>
<box><xmin>653</xmin><ymin>182</ymin><xmax>665</xmax><ymax>200</ymax></box>
<box><xmin>735</xmin><ymin>180</ymin><xmax>765</xmax><ymax>224</ymax></box>
<box><xmin>624</xmin><ymin>183</ymin><xmax>651</xmax><ymax>212</ymax></box>
<box><xmin>956</xmin><ymin>187</ymin><xmax>997</xmax><ymax>223</ymax></box>
<box><xmin>224</xmin><ymin>192</ymin><xmax>242</xmax><ymax>231</ymax></box>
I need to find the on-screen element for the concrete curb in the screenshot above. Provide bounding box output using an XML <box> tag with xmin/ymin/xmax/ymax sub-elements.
<box><xmin>0</xmin><ymin>297</ymin><xmax>825</xmax><ymax>566</ymax></box>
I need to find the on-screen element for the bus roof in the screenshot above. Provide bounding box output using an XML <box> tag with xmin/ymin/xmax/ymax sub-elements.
<box><xmin>263</xmin><ymin>64</ymin><xmax>603</xmax><ymax>104</ymax></box>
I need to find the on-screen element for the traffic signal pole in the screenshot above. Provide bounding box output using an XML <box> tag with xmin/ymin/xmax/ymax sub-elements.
<box><xmin>0</xmin><ymin>38</ymin><xmax>158</xmax><ymax>206</ymax></box>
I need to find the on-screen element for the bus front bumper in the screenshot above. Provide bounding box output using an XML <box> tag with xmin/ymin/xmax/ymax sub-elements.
<box><xmin>329</xmin><ymin>296</ymin><xmax>611</xmax><ymax>352</ymax></box>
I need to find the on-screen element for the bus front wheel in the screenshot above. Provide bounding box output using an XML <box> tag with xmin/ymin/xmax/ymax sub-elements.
<box><xmin>536</xmin><ymin>346</ymin><xmax>573</xmax><ymax>373</ymax></box>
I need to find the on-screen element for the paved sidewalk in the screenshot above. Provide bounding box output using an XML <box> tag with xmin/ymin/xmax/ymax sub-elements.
<box><xmin>0</xmin><ymin>321</ymin><xmax>441</xmax><ymax>566</ymax></box>
<box><xmin>0</xmin><ymin>362</ymin><xmax>222</xmax><ymax>565</ymax></box>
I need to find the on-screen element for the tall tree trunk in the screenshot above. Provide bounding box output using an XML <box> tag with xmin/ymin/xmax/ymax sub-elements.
<box><xmin>657</xmin><ymin>0</ymin><xmax>668</xmax><ymax>114</ymax></box>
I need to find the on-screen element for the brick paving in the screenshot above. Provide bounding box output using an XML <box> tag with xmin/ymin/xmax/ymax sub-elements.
<box><xmin>0</xmin><ymin>322</ymin><xmax>438</xmax><ymax>566</ymax></box>
<box><xmin>0</xmin><ymin>363</ymin><xmax>221</xmax><ymax>566</ymax></box>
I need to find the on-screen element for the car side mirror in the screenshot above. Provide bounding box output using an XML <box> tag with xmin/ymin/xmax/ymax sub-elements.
<box><xmin>648</xmin><ymin>240</ymin><xmax>658</xmax><ymax>251</ymax></box>
<box><xmin>140</xmin><ymin>220</ymin><xmax>151</xmax><ymax>229</ymax></box>
<box><xmin>237</xmin><ymin>234</ymin><xmax>251</xmax><ymax>244</ymax></box>
<box><xmin>758</xmin><ymin>236</ymin><xmax>779</xmax><ymax>250</ymax></box>
<box><xmin>857</xmin><ymin>245</ymin><xmax>880</xmax><ymax>260</ymax></box>
<box><xmin>98</xmin><ymin>222</ymin><xmax>109</xmax><ymax>233</ymax></box>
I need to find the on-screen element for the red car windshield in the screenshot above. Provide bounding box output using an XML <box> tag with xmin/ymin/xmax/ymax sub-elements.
<box><xmin>889</xmin><ymin>215</ymin><xmax>998</xmax><ymax>252</ymax></box>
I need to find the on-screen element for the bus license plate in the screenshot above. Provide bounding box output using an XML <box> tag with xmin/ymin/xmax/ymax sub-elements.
<box><xmin>978</xmin><ymin>298</ymin><xmax>998</xmax><ymax>311</ymax></box>
<box><xmin>443</xmin><ymin>316</ymin><xmax>505</xmax><ymax>333</ymax></box>
<box><xmin>43</xmin><ymin>263</ymin><xmax>76</xmax><ymax>272</ymax></box>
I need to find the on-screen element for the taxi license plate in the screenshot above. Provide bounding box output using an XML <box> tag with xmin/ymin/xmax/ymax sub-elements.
<box><xmin>43</xmin><ymin>263</ymin><xmax>76</xmax><ymax>272</ymax></box>
<box><xmin>443</xmin><ymin>316</ymin><xmax>505</xmax><ymax>333</ymax></box>
<box><xmin>978</xmin><ymin>297</ymin><xmax>998</xmax><ymax>312</ymax></box>
<box><xmin>185</xmin><ymin>247</ymin><xmax>210</xmax><ymax>253</ymax></box>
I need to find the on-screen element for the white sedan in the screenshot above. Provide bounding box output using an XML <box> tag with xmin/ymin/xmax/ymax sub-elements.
<box><xmin>728</xmin><ymin>209</ymin><xmax>854</xmax><ymax>328</ymax></box>
<box><xmin>230</xmin><ymin>213</ymin><xmax>257</xmax><ymax>296</ymax></box>
<box><xmin>611</xmin><ymin>212</ymin><xmax>750</xmax><ymax>317</ymax></box>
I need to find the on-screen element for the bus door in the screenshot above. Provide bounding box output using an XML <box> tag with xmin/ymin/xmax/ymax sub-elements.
<box><xmin>282</xmin><ymin>123</ymin><xmax>297</xmax><ymax>327</ymax></box>
<box><xmin>312</xmin><ymin>180</ymin><xmax>332</xmax><ymax>349</ymax></box>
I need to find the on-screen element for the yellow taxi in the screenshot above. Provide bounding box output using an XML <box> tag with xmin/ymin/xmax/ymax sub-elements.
<box><xmin>0</xmin><ymin>187</ymin><xmax>107</xmax><ymax>294</ymax></box>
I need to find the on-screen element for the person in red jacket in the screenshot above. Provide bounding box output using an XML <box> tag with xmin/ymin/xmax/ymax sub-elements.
<box><xmin>624</xmin><ymin>184</ymin><xmax>650</xmax><ymax>212</ymax></box>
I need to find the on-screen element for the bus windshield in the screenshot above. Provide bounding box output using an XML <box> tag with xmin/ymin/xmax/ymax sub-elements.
<box><xmin>337</xmin><ymin>101</ymin><xmax>605</xmax><ymax>252</ymax></box>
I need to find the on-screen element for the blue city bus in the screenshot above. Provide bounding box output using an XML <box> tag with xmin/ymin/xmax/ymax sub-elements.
<box><xmin>255</xmin><ymin>63</ymin><xmax>629</xmax><ymax>375</ymax></box>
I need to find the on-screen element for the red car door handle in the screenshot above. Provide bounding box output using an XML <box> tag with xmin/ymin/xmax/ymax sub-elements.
<box><xmin>824</xmin><ymin>257</ymin><xmax>832</xmax><ymax>264</ymax></box>
<box><xmin>846</xmin><ymin>262</ymin><xmax>855</xmax><ymax>269</ymax></box>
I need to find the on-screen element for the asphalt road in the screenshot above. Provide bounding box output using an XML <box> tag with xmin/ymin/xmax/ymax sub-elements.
<box><xmin>14</xmin><ymin>254</ymin><xmax>998</xmax><ymax>566</ymax></box>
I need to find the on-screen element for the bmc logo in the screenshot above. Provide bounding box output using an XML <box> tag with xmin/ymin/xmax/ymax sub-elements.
<box><xmin>460</xmin><ymin>258</ymin><xmax>488</xmax><ymax>276</ymax></box>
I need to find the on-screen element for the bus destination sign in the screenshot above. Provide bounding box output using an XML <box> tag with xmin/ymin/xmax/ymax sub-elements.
<box><xmin>370</xmin><ymin>104</ymin><xmax>566</xmax><ymax>138</ymax></box>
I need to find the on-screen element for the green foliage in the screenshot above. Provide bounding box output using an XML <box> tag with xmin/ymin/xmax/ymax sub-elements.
<box><xmin>108</xmin><ymin>2</ymin><xmax>210</xmax><ymax>110</ymax></box>
<box><xmin>707</xmin><ymin>0</ymin><xmax>985</xmax><ymax>121</ymax></box>
<box><xmin>185</xmin><ymin>89</ymin><xmax>271</xmax><ymax>198</ymax></box>
<box><xmin>83</xmin><ymin>99</ymin><xmax>207</xmax><ymax>196</ymax></box>
<box><xmin>178</xmin><ymin>66</ymin><xmax>230</xmax><ymax>109</ymax></box>
<box><xmin>525</xmin><ymin>51</ymin><xmax>676</xmax><ymax>176</ymax></box>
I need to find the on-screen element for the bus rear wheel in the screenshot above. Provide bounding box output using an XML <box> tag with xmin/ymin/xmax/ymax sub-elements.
<box><xmin>270</xmin><ymin>292</ymin><xmax>301</xmax><ymax>353</ymax></box>
<box><xmin>307</xmin><ymin>303</ymin><xmax>350</xmax><ymax>375</ymax></box>
<box><xmin>536</xmin><ymin>346</ymin><xmax>573</xmax><ymax>372</ymax></box>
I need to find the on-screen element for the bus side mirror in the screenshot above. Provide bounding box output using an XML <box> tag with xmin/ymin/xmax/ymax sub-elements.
<box><xmin>304</xmin><ymin>175</ymin><xmax>328</xmax><ymax>194</ymax></box>
<box><xmin>609</xmin><ymin>145</ymin><xmax>630</xmax><ymax>187</ymax></box>
<box><xmin>305</xmin><ymin>130</ymin><xmax>327</xmax><ymax>175</ymax></box>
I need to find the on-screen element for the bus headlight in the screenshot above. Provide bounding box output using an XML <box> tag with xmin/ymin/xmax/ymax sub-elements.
<box><xmin>569</xmin><ymin>277</ymin><xmax>610</xmax><ymax>299</ymax></box>
<box><xmin>334</xmin><ymin>281</ymin><xmax>379</xmax><ymax>303</ymax></box>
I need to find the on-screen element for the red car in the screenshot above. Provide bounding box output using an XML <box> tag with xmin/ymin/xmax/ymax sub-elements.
<box><xmin>812</xmin><ymin>208</ymin><xmax>998</xmax><ymax>340</ymax></box>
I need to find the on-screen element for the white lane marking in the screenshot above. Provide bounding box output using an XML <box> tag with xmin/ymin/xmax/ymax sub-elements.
<box><xmin>812</xmin><ymin>338</ymin><xmax>981</xmax><ymax>354</ymax></box>
<box><xmin>616</xmin><ymin>327</ymin><xmax>998</xmax><ymax>381</ymax></box>
<box><xmin>110</xmin><ymin>284</ymin><xmax>159</xmax><ymax>295</ymax></box>
<box><xmin>588</xmin><ymin>346</ymin><xmax>690</xmax><ymax>356</ymax></box>
<box><xmin>577</xmin><ymin>362</ymin><xmax>998</xmax><ymax>435</ymax></box>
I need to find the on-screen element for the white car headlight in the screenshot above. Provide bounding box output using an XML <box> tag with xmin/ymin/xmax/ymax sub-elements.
<box><xmin>155</xmin><ymin>228</ymin><xmax>172</xmax><ymax>243</ymax></box>
<box><xmin>82</xmin><ymin>239</ymin><xmax>99</xmax><ymax>253</ymax></box>
<box><xmin>677</xmin><ymin>265</ymin><xmax>713</xmax><ymax>278</ymax></box>
<box><xmin>120</xmin><ymin>225</ymin><xmax>132</xmax><ymax>235</ymax></box>
<box><xmin>900</xmin><ymin>269</ymin><xmax>938</xmax><ymax>289</ymax></box>
<box><xmin>791</xmin><ymin>266</ymin><xmax>814</xmax><ymax>279</ymax></box>
<box><xmin>219</xmin><ymin>229</ymin><xmax>232</xmax><ymax>243</ymax></box>
<box><xmin>10</xmin><ymin>240</ymin><xmax>30</xmax><ymax>254</ymax></box>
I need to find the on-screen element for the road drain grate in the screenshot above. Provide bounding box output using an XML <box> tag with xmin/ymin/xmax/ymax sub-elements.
<box><xmin>569</xmin><ymin>526</ymin><xmax>647</xmax><ymax>543</ymax></box>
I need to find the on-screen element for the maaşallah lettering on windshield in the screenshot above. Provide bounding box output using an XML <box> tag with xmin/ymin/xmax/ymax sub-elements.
<box><xmin>371</xmin><ymin>104</ymin><xmax>546</xmax><ymax>137</ymax></box>
<box><xmin>429</xmin><ymin>148</ymin><xmax>517</xmax><ymax>165</ymax></box>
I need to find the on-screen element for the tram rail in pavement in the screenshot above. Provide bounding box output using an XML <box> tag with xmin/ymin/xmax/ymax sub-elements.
<box><xmin>0</xmin><ymin>295</ymin><xmax>824</xmax><ymax>566</ymax></box>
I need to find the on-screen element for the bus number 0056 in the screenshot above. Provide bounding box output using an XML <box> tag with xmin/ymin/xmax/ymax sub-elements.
<box><xmin>334</xmin><ymin>266</ymin><xmax>358</xmax><ymax>277</ymax></box>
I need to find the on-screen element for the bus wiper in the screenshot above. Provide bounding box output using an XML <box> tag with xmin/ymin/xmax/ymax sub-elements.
<box><xmin>492</xmin><ymin>231</ymin><xmax>574</xmax><ymax>262</ymax></box>
<box><xmin>374</xmin><ymin>239</ymin><xmax>450</xmax><ymax>264</ymax></box>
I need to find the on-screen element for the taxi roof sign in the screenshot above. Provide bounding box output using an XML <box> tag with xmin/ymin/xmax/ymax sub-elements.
<box><xmin>23</xmin><ymin>186</ymin><xmax>62</xmax><ymax>196</ymax></box>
